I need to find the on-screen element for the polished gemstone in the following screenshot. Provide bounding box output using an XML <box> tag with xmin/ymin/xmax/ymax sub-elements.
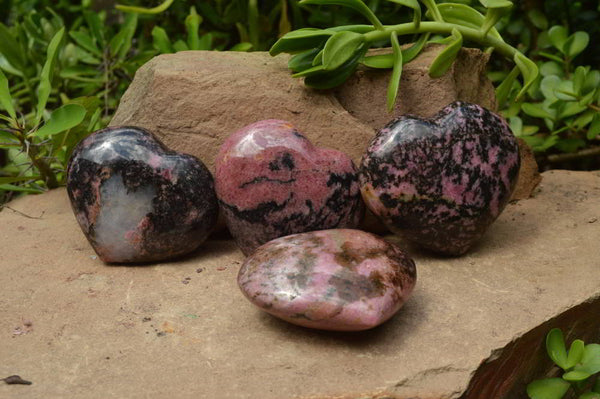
<box><xmin>67</xmin><ymin>126</ymin><xmax>218</xmax><ymax>263</ymax></box>
<box><xmin>215</xmin><ymin>119</ymin><xmax>363</xmax><ymax>255</ymax></box>
<box><xmin>360</xmin><ymin>101</ymin><xmax>520</xmax><ymax>256</ymax></box>
<box><xmin>238</xmin><ymin>229</ymin><xmax>417</xmax><ymax>331</ymax></box>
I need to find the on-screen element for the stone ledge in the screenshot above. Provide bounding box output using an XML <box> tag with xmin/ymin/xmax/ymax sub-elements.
<box><xmin>1</xmin><ymin>170</ymin><xmax>598</xmax><ymax>399</ymax></box>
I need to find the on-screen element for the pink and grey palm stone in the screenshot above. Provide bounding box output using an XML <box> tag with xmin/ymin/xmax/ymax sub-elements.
<box><xmin>238</xmin><ymin>229</ymin><xmax>416</xmax><ymax>331</ymax></box>
<box><xmin>215</xmin><ymin>119</ymin><xmax>363</xmax><ymax>256</ymax></box>
<box><xmin>360</xmin><ymin>101</ymin><xmax>520</xmax><ymax>256</ymax></box>
<box><xmin>67</xmin><ymin>126</ymin><xmax>218</xmax><ymax>263</ymax></box>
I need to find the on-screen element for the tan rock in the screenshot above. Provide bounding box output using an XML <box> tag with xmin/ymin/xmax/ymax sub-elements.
<box><xmin>1</xmin><ymin>170</ymin><xmax>599</xmax><ymax>399</ymax></box>
<box><xmin>110</xmin><ymin>47</ymin><xmax>496</xmax><ymax>171</ymax></box>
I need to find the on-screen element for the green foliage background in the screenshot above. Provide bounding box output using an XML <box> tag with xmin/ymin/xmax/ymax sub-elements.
<box><xmin>0</xmin><ymin>0</ymin><xmax>599</xmax><ymax>206</ymax></box>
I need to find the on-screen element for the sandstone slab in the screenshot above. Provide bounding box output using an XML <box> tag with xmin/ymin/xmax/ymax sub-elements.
<box><xmin>1</xmin><ymin>170</ymin><xmax>599</xmax><ymax>399</ymax></box>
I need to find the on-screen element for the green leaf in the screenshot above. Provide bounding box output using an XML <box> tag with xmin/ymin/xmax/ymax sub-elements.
<box><xmin>289</xmin><ymin>48</ymin><xmax>321</xmax><ymax>72</ymax></box>
<box><xmin>541</xmin><ymin>75</ymin><xmax>561</xmax><ymax>102</ymax></box>
<box><xmin>564</xmin><ymin>32</ymin><xmax>589</xmax><ymax>59</ymax></box>
<box><xmin>548</xmin><ymin>26</ymin><xmax>568</xmax><ymax>53</ymax></box>
<box><xmin>299</xmin><ymin>0</ymin><xmax>384</xmax><ymax>30</ymax></box>
<box><xmin>547</xmin><ymin>328</ymin><xmax>568</xmax><ymax>370</ymax></box>
<box><xmin>527</xmin><ymin>9</ymin><xmax>548</xmax><ymax>30</ymax></box>
<box><xmin>69</xmin><ymin>30</ymin><xmax>102</xmax><ymax>57</ymax></box>
<box><xmin>563</xmin><ymin>370</ymin><xmax>591</xmax><ymax>382</ymax></box>
<box><xmin>402</xmin><ymin>33</ymin><xmax>430</xmax><ymax>63</ymax></box>
<box><xmin>0</xmin><ymin>176</ymin><xmax>41</xmax><ymax>185</ymax></box>
<box><xmin>594</xmin><ymin>378</ymin><xmax>600</xmax><ymax>393</ymax></box>
<box><xmin>434</xmin><ymin>3</ymin><xmax>502</xmax><ymax>40</ymax></box>
<box><xmin>292</xmin><ymin>64</ymin><xmax>326</xmax><ymax>78</ymax></box>
<box><xmin>522</xmin><ymin>102</ymin><xmax>554</xmax><ymax>119</ymax></box>
<box><xmin>574</xmin><ymin>110</ymin><xmax>595</xmax><ymax>129</ymax></box>
<box><xmin>0</xmin><ymin>183</ymin><xmax>44</xmax><ymax>193</ymax></box>
<box><xmin>583</xmin><ymin>71</ymin><xmax>600</xmax><ymax>95</ymax></box>
<box><xmin>83</xmin><ymin>10</ymin><xmax>105</xmax><ymax>47</ymax></box>
<box><xmin>575</xmin><ymin>344</ymin><xmax>600</xmax><ymax>375</ymax></box>
<box><xmin>322</xmin><ymin>31</ymin><xmax>364</xmax><ymax>71</ymax></box>
<box><xmin>270</xmin><ymin>28</ymin><xmax>333</xmax><ymax>56</ymax></box>
<box><xmin>0</xmin><ymin>68</ymin><xmax>16</xmax><ymax>121</ymax></box>
<box><xmin>312</xmin><ymin>49</ymin><xmax>324</xmax><ymax>66</ymax></box>
<box><xmin>116</xmin><ymin>0</ymin><xmax>174</xmax><ymax>14</ymax></box>
<box><xmin>109</xmin><ymin>13</ymin><xmax>137</xmax><ymax>59</ymax></box>
<box><xmin>303</xmin><ymin>46</ymin><xmax>367</xmax><ymax>89</ymax></box>
<box><xmin>87</xmin><ymin>107</ymin><xmax>102</xmax><ymax>132</ymax></box>
<box><xmin>429</xmin><ymin>28</ymin><xmax>462</xmax><ymax>78</ymax></box>
<box><xmin>173</xmin><ymin>40</ymin><xmax>189</xmax><ymax>52</ymax></box>
<box><xmin>0</xmin><ymin>23</ymin><xmax>25</xmax><ymax>70</ymax></box>
<box><xmin>588</xmin><ymin>114</ymin><xmax>600</xmax><ymax>140</ymax></box>
<box><xmin>479</xmin><ymin>0</ymin><xmax>512</xmax><ymax>7</ymax></box>
<box><xmin>36</xmin><ymin>27</ymin><xmax>65</xmax><ymax>125</ymax></box>
<box><xmin>527</xmin><ymin>378</ymin><xmax>571</xmax><ymax>399</ymax></box>
<box><xmin>514</xmin><ymin>52</ymin><xmax>539</xmax><ymax>101</ymax></box>
<box><xmin>387</xmin><ymin>31</ymin><xmax>403</xmax><ymax>111</ymax></box>
<box><xmin>362</xmin><ymin>53</ymin><xmax>394</xmax><ymax>68</ymax></box>
<box><xmin>559</xmin><ymin>102</ymin><xmax>587</xmax><ymax>119</ymax></box>
<box><xmin>197</xmin><ymin>33</ymin><xmax>213</xmax><ymax>51</ymax></box>
<box><xmin>509</xmin><ymin>116</ymin><xmax>522</xmax><ymax>135</ymax></box>
<box><xmin>36</xmin><ymin>104</ymin><xmax>87</xmax><ymax>138</ymax></box>
<box><xmin>152</xmin><ymin>26</ymin><xmax>174</xmax><ymax>54</ymax></box>
<box><xmin>185</xmin><ymin>6</ymin><xmax>202</xmax><ymax>50</ymax></box>
<box><xmin>387</xmin><ymin>0</ymin><xmax>421</xmax><ymax>28</ymax></box>
<box><xmin>578</xmin><ymin>393</ymin><xmax>600</xmax><ymax>399</ymax></box>
<box><xmin>555</xmin><ymin>80</ymin><xmax>577</xmax><ymax>101</ymax></box>
<box><xmin>230</xmin><ymin>42</ymin><xmax>253</xmax><ymax>52</ymax></box>
<box><xmin>540</xmin><ymin>61</ymin><xmax>564</xmax><ymax>77</ymax></box>
<box><xmin>495</xmin><ymin>65</ymin><xmax>519</xmax><ymax>107</ymax></box>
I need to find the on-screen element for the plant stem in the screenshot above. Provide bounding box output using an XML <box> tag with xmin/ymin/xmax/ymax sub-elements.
<box><xmin>363</xmin><ymin>21</ymin><xmax>519</xmax><ymax>59</ymax></box>
<box><xmin>547</xmin><ymin>146</ymin><xmax>600</xmax><ymax>163</ymax></box>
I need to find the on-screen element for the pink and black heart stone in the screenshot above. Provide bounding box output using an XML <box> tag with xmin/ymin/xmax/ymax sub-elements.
<box><xmin>67</xmin><ymin>126</ymin><xmax>218</xmax><ymax>263</ymax></box>
<box><xmin>360</xmin><ymin>101</ymin><xmax>520</xmax><ymax>256</ymax></box>
<box><xmin>215</xmin><ymin>119</ymin><xmax>364</xmax><ymax>256</ymax></box>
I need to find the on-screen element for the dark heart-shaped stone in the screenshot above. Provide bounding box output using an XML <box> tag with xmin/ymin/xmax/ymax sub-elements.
<box><xmin>215</xmin><ymin>119</ymin><xmax>363</xmax><ymax>256</ymax></box>
<box><xmin>67</xmin><ymin>126</ymin><xmax>218</xmax><ymax>263</ymax></box>
<box><xmin>359</xmin><ymin>101</ymin><xmax>520</xmax><ymax>256</ymax></box>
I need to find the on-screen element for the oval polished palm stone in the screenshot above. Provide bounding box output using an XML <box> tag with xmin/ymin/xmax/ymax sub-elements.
<box><xmin>360</xmin><ymin>101</ymin><xmax>520</xmax><ymax>256</ymax></box>
<box><xmin>215</xmin><ymin>119</ymin><xmax>363</xmax><ymax>256</ymax></box>
<box><xmin>238</xmin><ymin>229</ymin><xmax>417</xmax><ymax>331</ymax></box>
<box><xmin>67</xmin><ymin>126</ymin><xmax>218</xmax><ymax>263</ymax></box>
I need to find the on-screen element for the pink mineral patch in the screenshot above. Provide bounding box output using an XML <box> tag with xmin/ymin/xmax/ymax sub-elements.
<box><xmin>238</xmin><ymin>229</ymin><xmax>417</xmax><ymax>331</ymax></box>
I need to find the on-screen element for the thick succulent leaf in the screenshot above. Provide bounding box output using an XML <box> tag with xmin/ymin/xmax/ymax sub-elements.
<box><xmin>514</xmin><ymin>52</ymin><xmax>539</xmax><ymax>101</ymax></box>
<box><xmin>303</xmin><ymin>46</ymin><xmax>367</xmax><ymax>89</ymax></box>
<box><xmin>574</xmin><ymin>344</ymin><xmax>600</xmax><ymax>375</ymax></box>
<box><xmin>563</xmin><ymin>32</ymin><xmax>589</xmax><ymax>59</ymax></box>
<box><xmin>526</xmin><ymin>378</ymin><xmax>571</xmax><ymax>399</ymax></box>
<box><xmin>428</xmin><ymin>28</ymin><xmax>462</xmax><ymax>78</ymax></box>
<box><xmin>495</xmin><ymin>65</ymin><xmax>520</xmax><ymax>106</ymax></box>
<box><xmin>185</xmin><ymin>6</ymin><xmax>202</xmax><ymax>50</ymax></box>
<box><xmin>548</xmin><ymin>26</ymin><xmax>568</xmax><ymax>53</ymax></box>
<box><xmin>546</xmin><ymin>328</ymin><xmax>568</xmax><ymax>369</ymax></box>
<box><xmin>322</xmin><ymin>31</ymin><xmax>364</xmax><ymax>71</ymax></box>
<box><xmin>434</xmin><ymin>3</ymin><xmax>502</xmax><ymax>40</ymax></box>
<box><xmin>562</xmin><ymin>370</ymin><xmax>591</xmax><ymax>382</ymax></box>
<box><xmin>403</xmin><ymin>33</ymin><xmax>430</xmax><ymax>63</ymax></box>
<box><xmin>152</xmin><ymin>26</ymin><xmax>174</xmax><ymax>53</ymax></box>
<box><xmin>479</xmin><ymin>0</ymin><xmax>513</xmax><ymax>8</ymax></box>
<box><xmin>361</xmin><ymin>54</ymin><xmax>394</xmax><ymax>68</ymax></box>
<box><xmin>387</xmin><ymin>32</ymin><xmax>403</xmax><ymax>111</ymax></box>
<box><xmin>270</xmin><ymin>28</ymin><xmax>334</xmax><ymax>56</ymax></box>
<box><xmin>289</xmin><ymin>48</ymin><xmax>322</xmax><ymax>72</ymax></box>
<box><xmin>116</xmin><ymin>0</ymin><xmax>174</xmax><ymax>14</ymax></box>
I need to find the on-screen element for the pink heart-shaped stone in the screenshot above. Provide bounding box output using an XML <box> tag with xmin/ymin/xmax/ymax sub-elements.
<box><xmin>215</xmin><ymin>120</ymin><xmax>363</xmax><ymax>255</ymax></box>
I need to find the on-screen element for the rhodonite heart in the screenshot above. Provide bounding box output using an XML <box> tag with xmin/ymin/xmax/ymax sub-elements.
<box><xmin>215</xmin><ymin>119</ymin><xmax>363</xmax><ymax>255</ymax></box>
<box><xmin>67</xmin><ymin>126</ymin><xmax>218</xmax><ymax>263</ymax></box>
<box><xmin>359</xmin><ymin>101</ymin><xmax>520</xmax><ymax>256</ymax></box>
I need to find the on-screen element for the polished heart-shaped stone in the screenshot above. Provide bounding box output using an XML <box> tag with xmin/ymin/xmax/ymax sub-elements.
<box><xmin>215</xmin><ymin>119</ymin><xmax>363</xmax><ymax>256</ymax></box>
<box><xmin>238</xmin><ymin>229</ymin><xmax>417</xmax><ymax>331</ymax></box>
<box><xmin>67</xmin><ymin>126</ymin><xmax>218</xmax><ymax>263</ymax></box>
<box><xmin>360</xmin><ymin>101</ymin><xmax>520</xmax><ymax>256</ymax></box>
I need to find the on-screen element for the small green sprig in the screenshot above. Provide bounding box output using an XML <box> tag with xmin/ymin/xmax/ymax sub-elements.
<box><xmin>527</xmin><ymin>328</ymin><xmax>600</xmax><ymax>399</ymax></box>
<box><xmin>269</xmin><ymin>0</ymin><xmax>539</xmax><ymax>111</ymax></box>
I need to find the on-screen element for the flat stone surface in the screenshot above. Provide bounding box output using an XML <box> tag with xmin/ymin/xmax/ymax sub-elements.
<box><xmin>1</xmin><ymin>170</ymin><xmax>599</xmax><ymax>399</ymax></box>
